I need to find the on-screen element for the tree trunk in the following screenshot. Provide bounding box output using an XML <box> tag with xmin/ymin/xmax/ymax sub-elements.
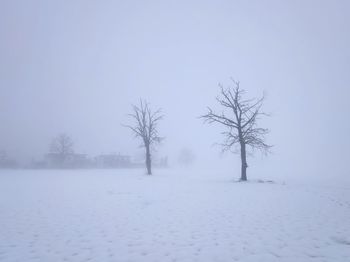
<box><xmin>145</xmin><ymin>145</ymin><xmax>152</xmax><ymax>175</ymax></box>
<box><xmin>240</xmin><ymin>142</ymin><xmax>248</xmax><ymax>181</ymax></box>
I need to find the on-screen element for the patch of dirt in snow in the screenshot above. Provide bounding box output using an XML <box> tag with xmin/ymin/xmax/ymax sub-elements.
<box><xmin>331</xmin><ymin>236</ymin><xmax>350</xmax><ymax>246</ymax></box>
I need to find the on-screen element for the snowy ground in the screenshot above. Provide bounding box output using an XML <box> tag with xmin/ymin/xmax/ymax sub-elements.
<box><xmin>0</xmin><ymin>168</ymin><xmax>349</xmax><ymax>262</ymax></box>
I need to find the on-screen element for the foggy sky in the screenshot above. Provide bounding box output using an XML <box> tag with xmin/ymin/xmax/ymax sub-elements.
<box><xmin>1</xmin><ymin>0</ymin><xmax>349</xmax><ymax>178</ymax></box>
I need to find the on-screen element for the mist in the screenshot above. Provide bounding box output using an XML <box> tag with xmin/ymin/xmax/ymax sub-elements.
<box><xmin>1</xmin><ymin>0</ymin><xmax>350</xmax><ymax>179</ymax></box>
<box><xmin>1</xmin><ymin>2</ymin><xmax>350</xmax><ymax>261</ymax></box>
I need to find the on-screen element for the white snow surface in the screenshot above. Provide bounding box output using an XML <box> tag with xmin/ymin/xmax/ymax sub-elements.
<box><xmin>0</xmin><ymin>169</ymin><xmax>349</xmax><ymax>262</ymax></box>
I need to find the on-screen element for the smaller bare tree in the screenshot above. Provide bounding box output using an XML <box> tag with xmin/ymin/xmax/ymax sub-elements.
<box><xmin>49</xmin><ymin>133</ymin><xmax>74</xmax><ymax>165</ymax></box>
<box><xmin>201</xmin><ymin>79</ymin><xmax>271</xmax><ymax>181</ymax></box>
<box><xmin>125</xmin><ymin>100</ymin><xmax>163</xmax><ymax>175</ymax></box>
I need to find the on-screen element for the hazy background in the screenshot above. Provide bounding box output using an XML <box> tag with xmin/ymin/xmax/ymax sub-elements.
<box><xmin>0</xmin><ymin>0</ymin><xmax>349</xmax><ymax>179</ymax></box>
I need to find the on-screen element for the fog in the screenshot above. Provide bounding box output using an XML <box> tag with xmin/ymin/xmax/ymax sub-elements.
<box><xmin>1</xmin><ymin>0</ymin><xmax>349</xmax><ymax>179</ymax></box>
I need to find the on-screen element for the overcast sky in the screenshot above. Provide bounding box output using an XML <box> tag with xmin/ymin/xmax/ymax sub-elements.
<box><xmin>0</xmin><ymin>0</ymin><xmax>349</xmax><ymax>178</ymax></box>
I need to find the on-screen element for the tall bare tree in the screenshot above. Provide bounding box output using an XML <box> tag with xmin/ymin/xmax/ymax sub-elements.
<box><xmin>125</xmin><ymin>100</ymin><xmax>163</xmax><ymax>175</ymax></box>
<box><xmin>201</xmin><ymin>79</ymin><xmax>271</xmax><ymax>181</ymax></box>
<box><xmin>49</xmin><ymin>133</ymin><xmax>74</xmax><ymax>165</ymax></box>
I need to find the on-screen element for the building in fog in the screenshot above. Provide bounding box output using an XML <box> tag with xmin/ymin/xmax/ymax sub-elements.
<box><xmin>45</xmin><ymin>153</ymin><xmax>90</xmax><ymax>168</ymax></box>
<box><xmin>94</xmin><ymin>153</ymin><xmax>131</xmax><ymax>168</ymax></box>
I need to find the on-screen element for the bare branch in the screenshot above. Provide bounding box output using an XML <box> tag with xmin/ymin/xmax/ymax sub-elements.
<box><xmin>202</xmin><ymin>79</ymin><xmax>271</xmax><ymax>153</ymax></box>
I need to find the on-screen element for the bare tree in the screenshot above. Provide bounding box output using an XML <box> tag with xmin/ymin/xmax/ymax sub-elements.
<box><xmin>125</xmin><ymin>100</ymin><xmax>163</xmax><ymax>175</ymax></box>
<box><xmin>201</xmin><ymin>79</ymin><xmax>271</xmax><ymax>181</ymax></box>
<box><xmin>49</xmin><ymin>133</ymin><xmax>74</xmax><ymax>165</ymax></box>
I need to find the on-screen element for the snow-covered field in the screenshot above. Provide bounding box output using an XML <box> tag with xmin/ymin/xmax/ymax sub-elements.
<box><xmin>0</xmin><ymin>169</ymin><xmax>349</xmax><ymax>262</ymax></box>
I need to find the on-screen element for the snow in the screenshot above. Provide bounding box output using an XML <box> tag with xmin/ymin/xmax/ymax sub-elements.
<box><xmin>0</xmin><ymin>169</ymin><xmax>349</xmax><ymax>262</ymax></box>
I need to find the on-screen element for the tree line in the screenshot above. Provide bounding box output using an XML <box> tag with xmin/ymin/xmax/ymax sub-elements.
<box><xmin>3</xmin><ymin>79</ymin><xmax>271</xmax><ymax>181</ymax></box>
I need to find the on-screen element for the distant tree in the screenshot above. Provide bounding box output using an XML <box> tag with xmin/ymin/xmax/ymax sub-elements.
<box><xmin>0</xmin><ymin>151</ymin><xmax>17</xmax><ymax>168</ymax></box>
<box><xmin>201</xmin><ymin>79</ymin><xmax>271</xmax><ymax>181</ymax></box>
<box><xmin>125</xmin><ymin>100</ymin><xmax>163</xmax><ymax>175</ymax></box>
<box><xmin>49</xmin><ymin>133</ymin><xmax>74</xmax><ymax>165</ymax></box>
<box><xmin>178</xmin><ymin>148</ymin><xmax>196</xmax><ymax>167</ymax></box>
